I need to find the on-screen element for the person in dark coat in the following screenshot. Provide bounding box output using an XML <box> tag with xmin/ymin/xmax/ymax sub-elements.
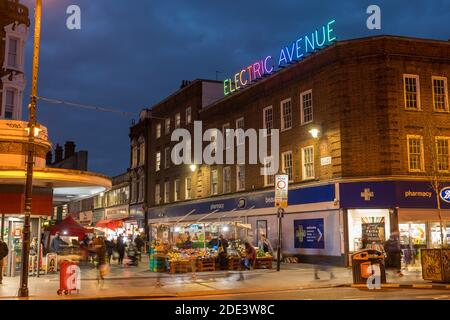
<box><xmin>0</xmin><ymin>239</ymin><xmax>8</xmax><ymax>284</ymax></box>
<box><xmin>104</xmin><ymin>238</ymin><xmax>115</xmax><ymax>264</ymax></box>
<box><xmin>116</xmin><ymin>235</ymin><xmax>126</xmax><ymax>265</ymax></box>
<box><xmin>134</xmin><ymin>234</ymin><xmax>145</xmax><ymax>261</ymax></box>
<box><xmin>384</xmin><ymin>230</ymin><xmax>404</xmax><ymax>276</ymax></box>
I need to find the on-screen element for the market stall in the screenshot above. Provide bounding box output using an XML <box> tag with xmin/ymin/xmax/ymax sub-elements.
<box><xmin>148</xmin><ymin>221</ymin><xmax>273</xmax><ymax>273</ymax></box>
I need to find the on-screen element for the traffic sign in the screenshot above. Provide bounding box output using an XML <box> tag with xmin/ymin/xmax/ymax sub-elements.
<box><xmin>275</xmin><ymin>174</ymin><xmax>289</xmax><ymax>208</ymax></box>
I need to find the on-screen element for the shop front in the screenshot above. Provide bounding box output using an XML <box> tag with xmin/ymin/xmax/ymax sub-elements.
<box><xmin>0</xmin><ymin>186</ymin><xmax>53</xmax><ymax>277</ymax></box>
<box><xmin>148</xmin><ymin>182</ymin><xmax>342</xmax><ymax>270</ymax></box>
<box><xmin>96</xmin><ymin>205</ymin><xmax>132</xmax><ymax>240</ymax></box>
<box><xmin>340</xmin><ymin>180</ymin><xmax>450</xmax><ymax>268</ymax></box>
<box><xmin>128</xmin><ymin>204</ymin><xmax>146</xmax><ymax>235</ymax></box>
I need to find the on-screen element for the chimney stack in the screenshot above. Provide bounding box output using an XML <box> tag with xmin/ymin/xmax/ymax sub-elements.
<box><xmin>46</xmin><ymin>151</ymin><xmax>52</xmax><ymax>165</ymax></box>
<box><xmin>180</xmin><ymin>80</ymin><xmax>191</xmax><ymax>89</ymax></box>
<box><xmin>64</xmin><ymin>141</ymin><xmax>76</xmax><ymax>159</ymax></box>
<box><xmin>55</xmin><ymin>144</ymin><xmax>63</xmax><ymax>163</ymax></box>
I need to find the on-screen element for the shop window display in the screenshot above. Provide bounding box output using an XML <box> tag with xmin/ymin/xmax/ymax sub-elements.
<box><xmin>399</xmin><ymin>223</ymin><xmax>426</xmax><ymax>268</ymax></box>
<box><xmin>348</xmin><ymin>209</ymin><xmax>391</xmax><ymax>252</ymax></box>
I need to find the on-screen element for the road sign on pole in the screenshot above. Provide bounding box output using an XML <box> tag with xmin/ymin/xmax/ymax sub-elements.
<box><xmin>275</xmin><ymin>174</ymin><xmax>289</xmax><ymax>208</ymax></box>
<box><xmin>274</xmin><ymin>174</ymin><xmax>288</xmax><ymax>272</ymax></box>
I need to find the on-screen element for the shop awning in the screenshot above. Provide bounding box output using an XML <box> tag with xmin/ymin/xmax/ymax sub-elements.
<box><xmin>95</xmin><ymin>219</ymin><xmax>125</xmax><ymax>230</ymax></box>
<box><xmin>49</xmin><ymin>216</ymin><xmax>91</xmax><ymax>240</ymax></box>
<box><xmin>195</xmin><ymin>209</ymin><xmax>220</xmax><ymax>223</ymax></box>
<box><xmin>175</xmin><ymin>209</ymin><xmax>196</xmax><ymax>224</ymax></box>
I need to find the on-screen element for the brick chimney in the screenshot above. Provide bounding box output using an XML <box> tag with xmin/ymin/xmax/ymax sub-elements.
<box><xmin>55</xmin><ymin>144</ymin><xmax>63</xmax><ymax>163</ymax></box>
<box><xmin>180</xmin><ymin>80</ymin><xmax>192</xmax><ymax>89</ymax></box>
<box><xmin>46</xmin><ymin>151</ymin><xmax>52</xmax><ymax>165</ymax></box>
<box><xmin>64</xmin><ymin>141</ymin><xmax>76</xmax><ymax>159</ymax></box>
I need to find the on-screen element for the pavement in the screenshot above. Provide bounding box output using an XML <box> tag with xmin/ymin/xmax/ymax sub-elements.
<box><xmin>1</xmin><ymin>256</ymin><xmax>449</xmax><ymax>300</ymax></box>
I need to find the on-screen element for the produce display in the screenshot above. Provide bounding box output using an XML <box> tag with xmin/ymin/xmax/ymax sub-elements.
<box><xmin>257</xmin><ymin>249</ymin><xmax>273</xmax><ymax>258</ymax></box>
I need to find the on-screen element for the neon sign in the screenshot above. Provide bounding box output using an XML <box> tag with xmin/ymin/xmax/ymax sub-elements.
<box><xmin>224</xmin><ymin>19</ymin><xmax>337</xmax><ymax>96</ymax></box>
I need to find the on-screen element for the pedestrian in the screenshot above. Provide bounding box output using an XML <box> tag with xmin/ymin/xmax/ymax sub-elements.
<box><xmin>50</xmin><ymin>232</ymin><xmax>68</xmax><ymax>254</ymax></box>
<box><xmin>384</xmin><ymin>230</ymin><xmax>404</xmax><ymax>276</ymax></box>
<box><xmin>314</xmin><ymin>259</ymin><xmax>336</xmax><ymax>280</ymax></box>
<box><xmin>243</xmin><ymin>241</ymin><xmax>256</xmax><ymax>270</ymax></box>
<box><xmin>0</xmin><ymin>238</ymin><xmax>8</xmax><ymax>284</ymax></box>
<box><xmin>134</xmin><ymin>234</ymin><xmax>145</xmax><ymax>261</ymax></box>
<box><xmin>92</xmin><ymin>236</ymin><xmax>108</xmax><ymax>287</ymax></box>
<box><xmin>218</xmin><ymin>234</ymin><xmax>229</xmax><ymax>269</ymax></box>
<box><xmin>116</xmin><ymin>234</ymin><xmax>126</xmax><ymax>265</ymax></box>
<box><xmin>104</xmin><ymin>238</ymin><xmax>115</xmax><ymax>264</ymax></box>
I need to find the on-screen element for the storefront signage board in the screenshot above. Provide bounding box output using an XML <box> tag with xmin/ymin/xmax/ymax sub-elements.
<box><xmin>340</xmin><ymin>181</ymin><xmax>450</xmax><ymax>209</ymax></box>
<box><xmin>294</xmin><ymin>219</ymin><xmax>325</xmax><ymax>249</ymax></box>
<box><xmin>148</xmin><ymin>184</ymin><xmax>335</xmax><ymax>219</ymax></box>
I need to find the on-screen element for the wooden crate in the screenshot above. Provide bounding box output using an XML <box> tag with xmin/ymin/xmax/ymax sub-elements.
<box><xmin>255</xmin><ymin>257</ymin><xmax>273</xmax><ymax>269</ymax></box>
<box><xmin>196</xmin><ymin>258</ymin><xmax>216</xmax><ymax>272</ymax></box>
<box><xmin>227</xmin><ymin>257</ymin><xmax>241</xmax><ymax>270</ymax></box>
<box><xmin>169</xmin><ymin>260</ymin><xmax>189</xmax><ymax>274</ymax></box>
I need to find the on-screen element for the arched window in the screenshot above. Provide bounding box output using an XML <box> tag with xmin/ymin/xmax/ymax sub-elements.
<box><xmin>138</xmin><ymin>136</ymin><xmax>145</xmax><ymax>166</ymax></box>
<box><xmin>131</xmin><ymin>139</ymin><xmax>138</xmax><ymax>168</ymax></box>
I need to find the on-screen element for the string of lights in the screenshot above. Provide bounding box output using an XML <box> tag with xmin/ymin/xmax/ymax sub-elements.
<box><xmin>37</xmin><ymin>96</ymin><xmax>139</xmax><ymax>117</ymax></box>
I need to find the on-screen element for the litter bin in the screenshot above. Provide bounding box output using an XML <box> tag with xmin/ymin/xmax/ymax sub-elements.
<box><xmin>57</xmin><ymin>260</ymin><xmax>80</xmax><ymax>295</ymax></box>
<box><xmin>351</xmin><ymin>249</ymin><xmax>386</xmax><ymax>284</ymax></box>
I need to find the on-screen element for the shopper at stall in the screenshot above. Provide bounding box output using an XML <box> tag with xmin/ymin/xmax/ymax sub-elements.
<box><xmin>134</xmin><ymin>234</ymin><xmax>145</xmax><ymax>261</ymax></box>
<box><xmin>0</xmin><ymin>238</ymin><xmax>8</xmax><ymax>284</ymax></box>
<box><xmin>217</xmin><ymin>234</ymin><xmax>229</xmax><ymax>269</ymax></box>
<box><xmin>183</xmin><ymin>235</ymin><xmax>193</xmax><ymax>249</ymax></box>
<box><xmin>244</xmin><ymin>241</ymin><xmax>256</xmax><ymax>270</ymax></box>
<box><xmin>384</xmin><ymin>230</ymin><xmax>404</xmax><ymax>276</ymax></box>
<box><xmin>258</xmin><ymin>234</ymin><xmax>273</xmax><ymax>254</ymax></box>
<box><xmin>50</xmin><ymin>232</ymin><xmax>68</xmax><ymax>254</ymax></box>
<box><xmin>116</xmin><ymin>234</ymin><xmax>126</xmax><ymax>265</ymax></box>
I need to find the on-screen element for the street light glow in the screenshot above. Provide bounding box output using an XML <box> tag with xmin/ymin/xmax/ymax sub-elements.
<box><xmin>190</xmin><ymin>164</ymin><xmax>197</xmax><ymax>172</ymax></box>
<box><xmin>309</xmin><ymin>128</ymin><xmax>320</xmax><ymax>138</ymax></box>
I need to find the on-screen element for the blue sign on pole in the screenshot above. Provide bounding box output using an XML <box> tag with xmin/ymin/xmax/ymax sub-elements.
<box><xmin>294</xmin><ymin>219</ymin><xmax>325</xmax><ymax>249</ymax></box>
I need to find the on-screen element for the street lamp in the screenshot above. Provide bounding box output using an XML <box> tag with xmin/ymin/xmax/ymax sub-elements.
<box><xmin>189</xmin><ymin>164</ymin><xmax>198</xmax><ymax>172</ymax></box>
<box><xmin>18</xmin><ymin>0</ymin><xmax>42</xmax><ymax>298</ymax></box>
<box><xmin>309</xmin><ymin>128</ymin><xmax>320</xmax><ymax>139</ymax></box>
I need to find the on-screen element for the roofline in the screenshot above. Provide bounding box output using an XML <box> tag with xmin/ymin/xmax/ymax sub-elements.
<box><xmin>201</xmin><ymin>34</ymin><xmax>450</xmax><ymax>112</ymax></box>
<box><xmin>144</xmin><ymin>79</ymin><xmax>222</xmax><ymax>114</ymax></box>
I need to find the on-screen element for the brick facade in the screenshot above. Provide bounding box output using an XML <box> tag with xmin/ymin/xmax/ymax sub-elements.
<box><xmin>132</xmin><ymin>36</ymin><xmax>450</xmax><ymax>212</ymax></box>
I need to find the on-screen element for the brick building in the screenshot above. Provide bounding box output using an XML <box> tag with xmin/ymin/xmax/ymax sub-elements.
<box><xmin>133</xmin><ymin>35</ymin><xmax>450</xmax><ymax>266</ymax></box>
<box><xmin>0</xmin><ymin>0</ymin><xmax>29</xmax><ymax>120</ymax></box>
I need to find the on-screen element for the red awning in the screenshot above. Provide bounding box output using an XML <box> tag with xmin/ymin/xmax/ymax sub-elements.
<box><xmin>95</xmin><ymin>219</ymin><xmax>124</xmax><ymax>231</ymax></box>
<box><xmin>49</xmin><ymin>216</ymin><xmax>91</xmax><ymax>240</ymax></box>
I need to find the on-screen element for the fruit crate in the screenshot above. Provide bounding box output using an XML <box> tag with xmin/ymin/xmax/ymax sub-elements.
<box><xmin>169</xmin><ymin>260</ymin><xmax>190</xmax><ymax>274</ymax></box>
<box><xmin>227</xmin><ymin>257</ymin><xmax>241</xmax><ymax>271</ymax></box>
<box><xmin>255</xmin><ymin>257</ymin><xmax>273</xmax><ymax>269</ymax></box>
<box><xmin>196</xmin><ymin>258</ymin><xmax>216</xmax><ymax>272</ymax></box>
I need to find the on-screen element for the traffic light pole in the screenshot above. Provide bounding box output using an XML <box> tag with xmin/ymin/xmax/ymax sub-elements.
<box><xmin>18</xmin><ymin>0</ymin><xmax>42</xmax><ymax>298</ymax></box>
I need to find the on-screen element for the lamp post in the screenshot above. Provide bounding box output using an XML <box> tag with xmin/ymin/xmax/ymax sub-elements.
<box><xmin>18</xmin><ymin>0</ymin><xmax>42</xmax><ymax>298</ymax></box>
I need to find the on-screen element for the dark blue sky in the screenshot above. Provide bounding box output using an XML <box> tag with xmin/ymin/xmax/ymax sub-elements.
<box><xmin>20</xmin><ymin>0</ymin><xmax>450</xmax><ymax>177</ymax></box>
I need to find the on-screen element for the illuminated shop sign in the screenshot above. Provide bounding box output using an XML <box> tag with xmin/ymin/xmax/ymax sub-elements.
<box><xmin>440</xmin><ymin>187</ymin><xmax>450</xmax><ymax>203</ymax></box>
<box><xmin>223</xmin><ymin>19</ymin><xmax>337</xmax><ymax>96</ymax></box>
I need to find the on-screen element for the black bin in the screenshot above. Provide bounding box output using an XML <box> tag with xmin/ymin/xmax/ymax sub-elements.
<box><xmin>351</xmin><ymin>249</ymin><xmax>386</xmax><ymax>284</ymax></box>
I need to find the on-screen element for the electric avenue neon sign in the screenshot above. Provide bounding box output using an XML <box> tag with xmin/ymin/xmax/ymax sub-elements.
<box><xmin>223</xmin><ymin>19</ymin><xmax>337</xmax><ymax>96</ymax></box>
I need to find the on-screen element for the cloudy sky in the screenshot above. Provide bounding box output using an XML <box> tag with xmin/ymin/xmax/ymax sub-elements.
<box><xmin>19</xmin><ymin>0</ymin><xmax>450</xmax><ymax>177</ymax></box>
